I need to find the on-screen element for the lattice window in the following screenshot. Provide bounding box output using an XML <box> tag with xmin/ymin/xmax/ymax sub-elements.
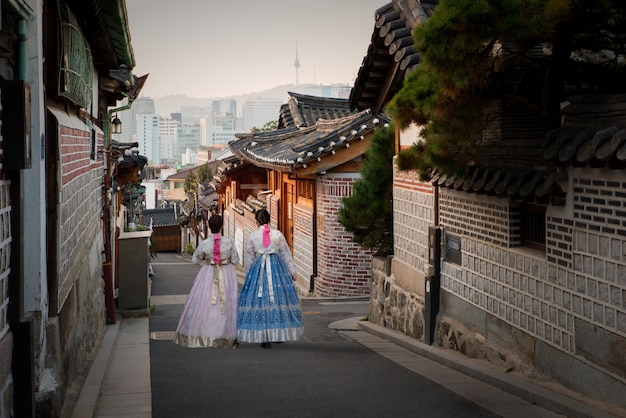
<box><xmin>275</xmin><ymin>171</ymin><xmax>282</xmax><ymax>190</ymax></box>
<box><xmin>58</xmin><ymin>3</ymin><xmax>93</xmax><ymax>109</ymax></box>
<box><xmin>520</xmin><ymin>203</ymin><xmax>546</xmax><ymax>251</ymax></box>
<box><xmin>297</xmin><ymin>180</ymin><xmax>313</xmax><ymax>200</ymax></box>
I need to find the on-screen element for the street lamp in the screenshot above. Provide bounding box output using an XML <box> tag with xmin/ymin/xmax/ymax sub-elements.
<box><xmin>111</xmin><ymin>114</ymin><xmax>122</xmax><ymax>134</ymax></box>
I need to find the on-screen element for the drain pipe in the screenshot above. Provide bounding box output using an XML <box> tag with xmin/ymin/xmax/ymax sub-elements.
<box><xmin>310</xmin><ymin>180</ymin><xmax>318</xmax><ymax>294</ymax></box>
<box><xmin>11</xmin><ymin>6</ymin><xmax>36</xmax><ymax>417</ymax></box>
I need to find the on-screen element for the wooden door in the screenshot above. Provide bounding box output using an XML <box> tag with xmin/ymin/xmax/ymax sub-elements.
<box><xmin>282</xmin><ymin>180</ymin><xmax>295</xmax><ymax>250</ymax></box>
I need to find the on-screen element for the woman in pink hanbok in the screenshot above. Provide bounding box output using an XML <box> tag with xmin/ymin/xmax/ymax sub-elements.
<box><xmin>174</xmin><ymin>214</ymin><xmax>240</xmax><ymax>348</ymax></box>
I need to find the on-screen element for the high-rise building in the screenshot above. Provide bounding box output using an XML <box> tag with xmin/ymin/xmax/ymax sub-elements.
<box><xmin>243</xmin><ymin>99</ymin><xmax>282</xmax><ymax>132</ymax></box>
<box><xmin>175</xmin><ymin>125</ymin><xmax>200</xmax><ymax>165</ymax></box>
<box><xmin>180</xmin><ymin>105</ymin><xmax>211</xmax><ymax>126</ymax></box>
<box><xmin>136</xmin><ymin>114</ymin><xmax>160</xmax><ymax>165</ymax></box>
<box><xmin>159</xmin><ymin>116</ymin><xmax>179</xmax><ymax>164</ymax></box>
<box><xmin>115</xmin><ymin>97</ymin><xmax>156</xmax><ymax>143</ymax></box>
<box><xmin>210</xmin><ymin>100</ymin><xmax>238</xmax><ymax>146</ymax></box>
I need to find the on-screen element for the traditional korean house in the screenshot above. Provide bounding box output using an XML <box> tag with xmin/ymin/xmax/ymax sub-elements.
<box><xmin>213</xmin><ymin>92</ymin><xmax>389</xmax><ymax>296</ymax></box>
<box><xmin>163</xmin><ymin>162</ymin><xmax>221</xmax><ymax>202</ymax></box>
<box><xmin>352</xmin><ymin>0</ymin><xmax>626</xmax><ymax>410</ymax></box>
<box><xmin>110</xmin><ymin>140</ymin><xmax>150</xmax><ymax>290</ymax></box>
<box><xmin>139</xmin><ymin>207</ymin><xmax>181</xmax><ymax>252</ymax></box>
<box><xmin>0</xmin><ymin>0</ymin><xmax>143</xmax><ymax>414</ymax></box>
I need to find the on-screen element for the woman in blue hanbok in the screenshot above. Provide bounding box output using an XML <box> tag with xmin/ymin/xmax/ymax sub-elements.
<box><xmin>237</xmin><ymin>209</ymin><xmax>304</xmax><ymax>348</ymax></box>
<box><xmin>174</xmin><ymin>214</ymin><xmax>240</xmax><ymax>348</ymax></box>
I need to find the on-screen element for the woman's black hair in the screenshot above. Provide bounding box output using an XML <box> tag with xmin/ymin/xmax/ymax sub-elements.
<box><xmin>208</xmin><ymin>214</ymin><xmax>223</xmax><ymax>233</ymax></box>
<box><xmin>255</xmin><ymin>208</ymin><xmax>270</xmax><ymax>226</ymax></box>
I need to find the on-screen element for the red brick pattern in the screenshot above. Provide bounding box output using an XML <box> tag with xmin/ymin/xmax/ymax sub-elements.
<box><xmin>60</xmin><ymin>126</ymin><xmax>103</xmax><ymax>185</ymax></box>
<box><xmin>315</xmin><ymin>176</ymin><xmax>372</xmax><ymax>297</ymax></box>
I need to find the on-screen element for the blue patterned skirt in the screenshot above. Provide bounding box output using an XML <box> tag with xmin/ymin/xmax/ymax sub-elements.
<box><xmin>237</xmin><ymin>253</ymin><xmax>304</xmax><ymax>343</ymax></box>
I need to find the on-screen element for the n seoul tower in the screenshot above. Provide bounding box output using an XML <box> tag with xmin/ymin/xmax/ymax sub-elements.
<box><xmin>294</xmin><ymin>42</ymin><xmax>300</xmax><ymax>85</ymax></box>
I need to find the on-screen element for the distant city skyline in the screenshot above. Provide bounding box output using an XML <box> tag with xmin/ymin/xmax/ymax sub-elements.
<box><xmin>125</xmin><ymin>0</ymin><xmax>386</xmax><ymax>99</ymax></box>
<box><xmin>150</xmin><ymin>82</ymin><xmax>352</xmax><ymax>117</ymax></box>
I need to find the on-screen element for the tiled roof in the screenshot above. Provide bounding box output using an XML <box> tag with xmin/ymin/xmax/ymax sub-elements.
<box><xmin>112</xmin><ymin>140</ymin><xmax>148</xmax><ymax>170</ymax></box>
<box><xmin>277</xmin><ymin>92</ymin><xmax>360</xmax><ymax>129</ymax></box>
<box><xmin>229</xmin><ymin>111</ymin><xmax>390</xmax><ymax>172</ymax></box>
<box><xmin>139</xmin><ymin>207</ymin><xmax>179</xmax><ymax>227</ymax></box>
<box><xmin>542</xmin><ymin>95</ymin><xmax>626</xmax><ymax>168</ymax></box>
<box><xmin>431</xmin><ymin>166</ymin><xmax>567</xmax><ymax>206</ymax></box>
<box><xmin>165</xmin><ymin>161</ymin><xmax>221</xmax><ymax>180</ymax></box>
<box><xmin>198</xmin><ymin>192</ymin><xmax>218</xmax><ymax>210</ymax></box>
<box><xmin>433</xmin><ymin>94</ymin><xmax>626</xmax><ymax>205</ymax></box>
<box><xmin>350</xmin><ymin>0</ymin><xmax>438</xmax><ymax>113</ymax></box>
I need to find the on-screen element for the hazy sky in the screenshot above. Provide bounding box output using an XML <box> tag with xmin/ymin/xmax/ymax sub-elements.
<box><xmin>125</xmin><ymin>0</ymin><xmax>387</xmax><ymax>99</ymax></box>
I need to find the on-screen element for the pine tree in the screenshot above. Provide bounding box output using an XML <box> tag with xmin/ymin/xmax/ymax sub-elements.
<box><xmin>338</xmin><ymin>124</ymin><xmax>395</xmax><ymax>256</ymax></box>
<box><xmin>196</xmin><ymin>163</ymin><xmax>213</xmax><ymax>182</ymax></box>
<box><xmin>183</xmin><ymin>171</ymin><xmax>198</xmax><ymax>195</ymax></box>
<box><xmin>388</xmin><ymin>0</ymin><xmax>626</xmax><ymax>179</ymax></box>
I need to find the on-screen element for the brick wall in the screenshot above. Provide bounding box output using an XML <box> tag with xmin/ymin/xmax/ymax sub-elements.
<box><xmin>315</xmin><ymin>175</ymin><xmax>372</xmax><ymax>297</ymax></box>
<box><xmin>60</xmin><ymin>126</ymin><xmax>103</xmax><ymax>185</ymax></box>
<box><xmin>436</xmin><ymin>168</ymin><xmax>626</xmax><ymax>407</ymax></box>
<box><xmin>55</xmin><ymin>124</ymin><xmax>106</xmax><ymax>399</ymax></box>
<box><xmin>439</xmin><ymin>188</ymin><xmax>514</xmax><ymax>247</ymax></box>
<box><xmin>382</xmin><ymin>164</ymin><xmax>626</xmax><ymax>407</ymax></box>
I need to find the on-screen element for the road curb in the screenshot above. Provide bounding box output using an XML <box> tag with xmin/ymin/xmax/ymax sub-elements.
<box><xmin>359</xmin><ymin>320</ymin><xmax>619</xmax><ymax>418</ymax></box>
<box><xmin>70</xmin><ymin>319</ymin><xmax>120</xmax><ymax>418</ymax></box>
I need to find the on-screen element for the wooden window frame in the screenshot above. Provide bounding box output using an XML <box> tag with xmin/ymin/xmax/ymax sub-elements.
<box><xmin>520</xmin><ymin>203</ymin><xmax>546</xmax><ymax>251</ymax></box>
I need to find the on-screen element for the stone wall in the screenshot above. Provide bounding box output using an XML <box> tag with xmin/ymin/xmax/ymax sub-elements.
<box><xmin>370</xmin><ymin>166</ymin><xmax>435</xmax><ymax>339</ymax></box>
<box><xmin>437</xmin><ymin>168</ymin><xmax>626</xmax><ymax>409</ymax></box>
<box><xmin>42</xmin><ymin>124</ymin><xmax>106</xmax><ymax>413</ymax></box>
<box><xmin>293</xmin><ymin>204</ymin><xmax>313</xmax><ymax>292</ymax></box>
<box><xmin>384</xmin><ymin>163</ymin><xmax>626</xmax><ymax>409</ymax></box>
<box><xmin>370</xmin><ymin>256</ymin><xmax>425</xmax><ymax>339</ymax></box>
<box><xmin>393</xmin><ymin>166</ymin><xmax>433</xmax><ymax>275</ymax></box>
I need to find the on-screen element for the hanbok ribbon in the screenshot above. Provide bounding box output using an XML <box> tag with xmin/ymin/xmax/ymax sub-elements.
<box><xmin>256</xmin><ymin>248</ymin><xmax>276</xmax><ymax>303</ymax></box>
<box><xmin>209</xmin><ymin>258</ymin><xmax>230</xmax><ymax>315</ymax></box>
<box><xmin>213</xmin><ymin>233</ymin><xmax>221</xmax><ymax>264</ymax></box>
<box><xmin>262</xmin><ymin>224</ymin><xmax>271</xmax><ymax>248</ymax></box>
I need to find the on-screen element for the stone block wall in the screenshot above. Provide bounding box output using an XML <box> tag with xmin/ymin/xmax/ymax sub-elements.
<box><xmin>315</xmin><ymin>175</ymin><xmax>372</xmax><ymax>297</ymax></box>
<box><xmin>382</xmin><ymin>164</ymin><xmax>626</xmax><ymax>408</ymax></box>
<box><xmin>437</xmin><ymin>168</ymin><xmax>626</xmax><ymax>408</ymax></box>
<box><xmin>370</xmin><ymin>256</ymin><xmax>426</xmax><ymax>339</ymax></box>
<box><xmin>52</xmin><ymin>124</ymin><xmax>106</xmax><ymax>408</ymax></box>
<box><xmin>226</xmin><ymin>204</ymin><xmax>258</xmax><ymax>270</ymax></box>
<box><xmin>393</xmin><ymin>167</ymin><xmax>433</xmax><ymax>274</ymax></box>
<box><xmin>293</xmin><ymin>204</ymin><xmax>313</xmax><ymax>290</ymax></box>
<box><xmin>369</xmin><ymin>167</ymin><xmax>434</xmax><ymax>339</ymax></box>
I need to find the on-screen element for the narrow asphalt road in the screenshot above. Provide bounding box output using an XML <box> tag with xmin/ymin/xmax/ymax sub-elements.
<box><xmin>147</xmin><ymin>252</ymin><xmax>559</xmax><ymax>418</ymax></box>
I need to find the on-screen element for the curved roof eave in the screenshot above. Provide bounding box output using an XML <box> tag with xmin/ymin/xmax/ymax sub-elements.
<box><xmin>94</xmin><ymin>0</ymin><xmax>135</xmax><ymax>68</ymax></box>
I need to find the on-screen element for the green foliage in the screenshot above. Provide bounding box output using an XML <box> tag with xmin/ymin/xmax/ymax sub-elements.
<box><xmin>185</xmin><ymin>243</ymin><xmax>194</xmax><ymax>255</ymax></box>
<box><xmin>251</xmin><ymin>120</ymin><xmax>278</xmax><ymax>133</ymax></box>
<box><xmin>196</xmin><ymin>163</ymin><xmax>213</xmax><ymax>182</ymax></box>
<box><xmin>338</xmin><ymin>124</ymin><xmax>395</xmax><ymax>256</ymax></box>
<box><xmin>183</xmin><ymin>171</ymin><xmax>198</xmax><ymax>195</ymax></box>
<box><xmin>388</xmin><ymin>0</ymin><xmax>626</xmax><ymax>178</ymax></box>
